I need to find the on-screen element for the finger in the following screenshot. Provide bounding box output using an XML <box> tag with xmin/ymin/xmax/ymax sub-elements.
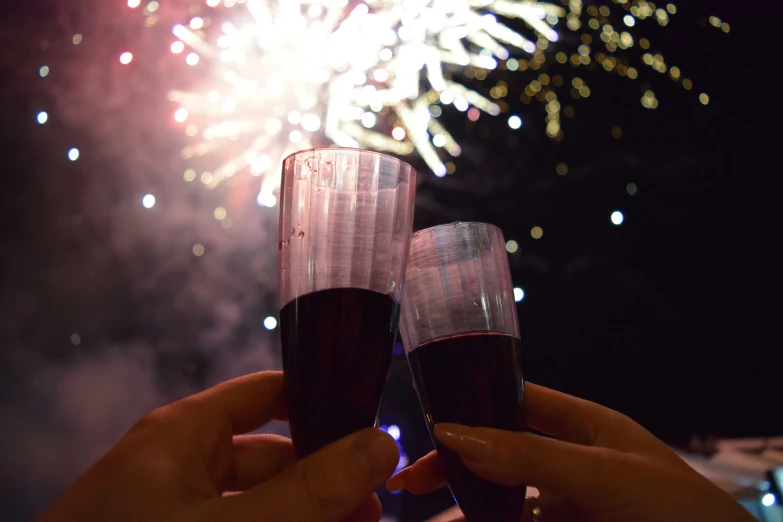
<box><xmin>212</xmin><ymin>428</ymin><xmax>399</xmax><ymax>522</ymax></box>
<box><xmin>525</xmin><ymin>383</ymin><xmax>670</xmax><ymax>459</ymax></box>
<box><xmin>222</xmin><ymin>434</ymin><xmax>297</xmax><ymax>491</ymax></box>
<box><xmin>434</xmin><ymin>424</ymin><xmax>625</xmax><ymax>504</ymax></box>
<box><xmin>342</xmin><ymin>494</ymin><xmax>381</xmax><ymax>522</ymax></box>
<box><xmin>387</xmin><ymin>450</ymin><xmax>447</xmax><ymax>494</ymax></box>
<box><xmin>188</xmin><ymin>371</ymin><xmax>286</xmax><ymax>434</ymax></box>
<box><xmin>524</xmin><ymin>382</ymin><xmax>614</xmax><ymax>445</ymax></box>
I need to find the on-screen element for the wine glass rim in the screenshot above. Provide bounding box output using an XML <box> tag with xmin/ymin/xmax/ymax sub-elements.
<box><xmin>283</xmin><ymin>147</ymin><xmax>416</xmax><ymax>172</ymax></box>
<box><xmin>412</xmin><ymin>221</ymin><xmax>502</xmax><ymax>238</ymax></box>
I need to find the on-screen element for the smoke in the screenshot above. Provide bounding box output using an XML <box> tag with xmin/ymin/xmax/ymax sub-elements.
<box><xmin>0</xmin><ymin>1</ymin><xmax>288</xmax><ymax>519</ymax></box>
<box><xmin>1</xmin><ymin>347</ymin><xmax>159</xmax><ymax>498</ymax></box>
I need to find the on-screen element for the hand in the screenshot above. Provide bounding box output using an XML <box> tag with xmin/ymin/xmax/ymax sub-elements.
<box><xmin>40</xmin><ymin>371</ymin><xmax>399</xmax><ymax>522</ymax></box>
<box><xmin>387</xmin><ymin>383</ymin><xmax>754</xmax><ymax>522</ymax></box>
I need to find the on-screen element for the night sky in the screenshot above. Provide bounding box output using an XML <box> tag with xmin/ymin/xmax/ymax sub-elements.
<box><xmin>1</xmin><ymin>0</ymin><xmax>780</xmax><ymax>521</ymax></box>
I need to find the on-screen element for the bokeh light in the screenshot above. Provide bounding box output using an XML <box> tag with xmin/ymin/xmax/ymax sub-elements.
<box><xmin>36</xmin><ymin>111</ymin><xmax>48</xmax><ymax>124</ymax></box>
<box><xmin>141</xmin><ymin>194</ymin><xmax>156</xmax><ymax>208</ymax></box>
<box><xmin>513</xmin><ymin>287</ymin><xmax>525</xmax><ymax>302</ymax></box>
<box><xmin>361</xmin><ymin>112</ymin><xmax>376</xmax><ymax>129</ymax></box>
<box><xmin>257</xmin><ymin>193</ymin><xmax>277</xmax><ymax>208</ymax></box>
<box><xmin>611</xmin><ymin>210</ymin><xmax>625</xmax><ymax>225</ymax></box>
<box><xmin>762</xmin><ymin>493</ymin><xmax>776</xmax><ymax>507</ymax></box>
<box><xmin>192</xmin><ymin>244</ymin><xmax>205</xmax><ymax>256</ymax></box>
<box><xmin>263</xmin><ymin>316</ymin><xmax>278</xmax><ymax>330</ymax></box>
<box><xmin>67</xmin><ymin>148</ymin><xmax>80</xmax><ymax>161</ymax></box>
<box><xmin>387</xmin><ymin>425</ymin><xmax>401</xmax><ymax>441</ymax></box>
<box><xmin>119</xmin><ymin>52</ymin><xmax>133</xmax><ymax>65</ymax></box>
<box><xmin>531</xmin><ymin>226</ymin><xmax>543</xmax><ymax>239</ymax></box>
<box><xmin>173</xmin><ymin>108</ymin><xmax>188</xmax><ymax>123</ymax></box>
<box><xmin>505</xmin><ymin>240</ymin><xmax>519</xmax><ymax>254</ymax></box>
<box><xmin>508</xmin><ymin>115</ymin><xmax>523</xmax><ymax>129</ymax></box>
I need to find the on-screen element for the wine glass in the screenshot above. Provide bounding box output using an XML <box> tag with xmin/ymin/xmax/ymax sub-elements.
<box><xmin>400</xmin><ymin>222</ymin><xmax>526</xmax><ymax>522</ymax></box>
<box><xmin>278</xmin><ymin>147</ymin><xmax>416</xmax><ymax>457</ymax></box>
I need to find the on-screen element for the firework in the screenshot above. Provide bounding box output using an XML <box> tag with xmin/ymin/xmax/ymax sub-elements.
<box><xmin>129</xmin><ymin>0</ymin><xmax>723</xmax><ymax>203</ymax></box>
<box><xmin>138</xmin><ymin>0</ymin><xmax>563</xmax><ymax>202</ymax></box>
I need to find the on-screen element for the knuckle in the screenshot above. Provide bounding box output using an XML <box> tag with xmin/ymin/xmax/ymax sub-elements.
<box><xmin>570</xmin><ymin>410</ymin><xmax>599</xmax><ymax>445</ymax></box>
<box><xmin>604</xmin><ymin>407</ymin><xmax>631</xmax><ymax>424</ymax></box>
<box><xmin>570</xmin><ymin>399</ymin><xmax>622</xmax><ymax>444</ymax></box>
<box><xmin>128</xmin><ymin>400</ymin><xmax>192</xmax><ymax>437</ymax></box>
<box><xmin>129</xmin><ymin>408</ymin><xmax>167</xmax><ymax>434</ymax></box>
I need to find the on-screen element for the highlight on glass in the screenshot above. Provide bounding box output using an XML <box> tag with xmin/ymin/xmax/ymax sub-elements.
<box><xmin>400</xmin><ymin>221</ymin><xmax>526</xmax><ymax>522</ymax></box>
<box><xmin>278</xmin><ymin>147</ymin><xmax>416</xmax><ymax>457</ymax></box>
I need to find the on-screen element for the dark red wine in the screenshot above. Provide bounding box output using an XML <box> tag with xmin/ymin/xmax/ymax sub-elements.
<box><xmin>408</xmin><ymin>332</ymin><xmax>526</xmax><ymax>522</ymax></box>
<box><xmin>280</xmin><ymin>287</ymin><xmax>400</xmax><ymax>457</ymax></box>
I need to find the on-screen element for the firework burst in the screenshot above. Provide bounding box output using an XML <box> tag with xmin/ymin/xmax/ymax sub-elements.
<box><xmin>139</xmin><ymin>0</ymin><xmax>564</xmax><ymax>202</ymax></box>
<box><xmin>129</xmin><ymin>0</ymin><xmax>724</xmax><ymax>203</ymax></box>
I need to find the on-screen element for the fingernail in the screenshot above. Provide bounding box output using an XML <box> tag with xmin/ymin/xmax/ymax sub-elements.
<box><xmin>351</xmin><ymin>429</ymin><xmax>397</xmax><ymax>477</ymax></box>
<box><xmin>434</xmin><ymin>424</ymin><xmax>492</xmax><ymax>460</ymax></box>
<box><xmin>386</xmin><ymin>469</ymin><xmax>408</xmax><ymax>492</ymax></box>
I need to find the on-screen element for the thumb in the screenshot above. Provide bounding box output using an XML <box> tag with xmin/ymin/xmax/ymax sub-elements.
<box><xmin>214</xmin><ymin>428</ymin><xmax>399</xmax><ymax>522</ymax></box>
<box><xmin>434</xmin><ymin>424</ymin><xmax>625</xmax><ymax>505</ymax></box>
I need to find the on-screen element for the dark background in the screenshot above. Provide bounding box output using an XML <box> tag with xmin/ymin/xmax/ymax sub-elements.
<box><xmin>1</xmin><ymin>0</ymin><xmax>780</xmax><ymax>520</ymax></box>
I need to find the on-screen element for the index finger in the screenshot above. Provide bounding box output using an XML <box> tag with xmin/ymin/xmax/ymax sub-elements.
<box><xmin>387</xmin><ymin>450</ymin><xmax>446</xmax><ymax>494</ymax></box>
<box><xmin>524</xmin><ymin>382</ymin><xmax>607</xmax><ymax>444</ymax></box>
<box><xmin>526</xmin><ymin>383</ymin><xmax>679</xmax><ymax>460</ymax></box>
<box><xmin>188</xmin><ymin>371</ymin><xmax>287</xmax><ymax>434</ymax></box>
<box><xmin>387</xmin><ymin>384</ymin><xmax>610</xmax><ymax>494</ymax></box>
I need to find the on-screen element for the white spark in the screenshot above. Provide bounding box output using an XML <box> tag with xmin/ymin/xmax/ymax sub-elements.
<box><xmin>168</xmin><ymin>0</ymin><xmax>565</xmax><ymax>202</ymax></box>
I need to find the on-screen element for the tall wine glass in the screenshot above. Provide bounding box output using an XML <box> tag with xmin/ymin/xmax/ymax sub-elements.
<box><xmin>278</xmin><ymin>148</ymin><xmax>416</xmax><ymax>457</ymax></box>
<box><xmin>400</xmin><ymin>222</ymin><xmax>526</xmax><ymax>522</ymax></box>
